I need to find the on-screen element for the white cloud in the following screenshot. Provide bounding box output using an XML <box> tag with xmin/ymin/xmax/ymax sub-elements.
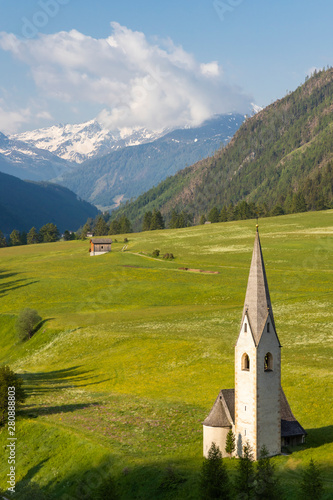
<box><xmin>0</xmin><ymin>101</ymin><xmax>31</xmax><ymax>134</ymax></box>
<box><xmin>200</xmin><ymin>62</ymin><xmax>220</xmax><ymax>77</ymax></box>
<box><xmin>0</xmin><ymin>23</ymin><xmax>252</xmax><ymax>131</ymax></box>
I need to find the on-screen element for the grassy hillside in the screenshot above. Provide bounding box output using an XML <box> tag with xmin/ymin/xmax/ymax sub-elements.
<box><xmin>112</xmin><ymin>68</ymin><xmax>333</xmax><ymax>228</ymax></box>
<box><xmin>0</xmin><ymin>171</ymin><xmax>99</xmax><ymax>234</ymax></box>
<box><xmin>0</xmin><ymin>210</ymin><xmax>332</xmax><ymax>499</ymax></box>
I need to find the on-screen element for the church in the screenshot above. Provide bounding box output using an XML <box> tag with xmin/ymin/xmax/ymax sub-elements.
<box><xmin>203</xmin><ymin>227</ymin><xmax>306</xmax><ymax>460</ymax></box>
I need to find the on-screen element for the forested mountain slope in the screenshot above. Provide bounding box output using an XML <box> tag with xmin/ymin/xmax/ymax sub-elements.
<box><xmin>112</xmin><ymin>68</ymin><xmax>333</xmax><ymax>228</ymax></box>
<box><xmin>0</xmin><ymin>171</ymin><xmax>99</xmax><ymax>234</ymax></box>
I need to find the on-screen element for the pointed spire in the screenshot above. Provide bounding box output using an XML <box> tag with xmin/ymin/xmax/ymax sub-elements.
<box><xmin>242</xmin><ymin>228</ymin><xmax>275</xmax><ymax>345</ymax></box>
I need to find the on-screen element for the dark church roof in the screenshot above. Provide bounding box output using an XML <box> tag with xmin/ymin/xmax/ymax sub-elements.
<box><xmin>280</xmin><ymin>388</ymin><xmax>307</xmax><ymax>437</ymax></box>
<box><xmin>203</xmin><ymin>389</ymin><xmax>234</xmax><ymax>427</ymax></box>
<box><xmin>203</xmin><ymin>387</ymin><xmax>306</xmax><ymax>438</ymax></box>
<box><xmin>241</xmin><ymin>229</ymin><xmax>280</xmax><ymax>346</ymax></box>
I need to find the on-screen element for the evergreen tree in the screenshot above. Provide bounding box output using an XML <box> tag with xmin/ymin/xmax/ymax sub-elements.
<box><xmin>63</xmin><ymin>230</ymin><xmax>71</xmax><ymax>241</ymax></box>
<box><xmin>254</xmin><ymin>445</ymin><xmax>279</xmax><ymax>500</ymax></box>
<box><xmin>39</xmin><ymin>223</ymin><xmax>60</xmax><ymax>242</ymax></box>
<box><xmin>225</xmin><ymin>429</ymin><xmax>235</xmax><ymax>458</ymax></box>
<box><xmin>208</xmin><ymin>206</ymin><xmax>220</xmax><ymax>223</ymax></box>
<box><xmin>169</xmin><ymin>209</ymin><xmax>179</xmax><ymax>229</ymax></box>
<box><xmin>142</xmin><ymin>211</ymin><xmax>152</xmax><ymax>231</ymax></box>
<box><xmin>0</xmin><ymin>366</ymin><xmax>26</xmax><ymax>426</ymax></box>
<box><xmin>109</xmin><ymin>219</ymin><xmax>120</xmax><ymax>235</ymax></box>
<box><xmin>219</xmin><ymin>206</ymin><xmax>228</xmax><ymax>222</ymax></box>
<box><xmin>20</xmin><ymin>231</ymin><xmax>27</xmax><ymax>245</ymax></box>
<box><xmin>94</xmin><ymin>216</ymin><xmax>109</xmax><ymax>236</ymax></box>
<box><xmin>0</xmin><ymin>231</ymin><xmax>7</xmax><ymax>248</ymax></box>
<box><xmin>119</xmin><ymin>215</ymin><xmax>132</xmax><ymax>234</ymax></box>
<box><xmin>200</xmin><ymin>214</ymin><xmax>206</xmax><ymax>225</ymax></box>
<box><xmin>27</xmin><ymin>227</ymin><xmax>40</xmax><ymax>244</ymax></box>
<box><xmin>235</xmin><ymin>441</ymin><xmax>255</xmax><ymax>499</ymax></box>
<box><xmin>81</xmin><ymin>222</ymin><xmax>91</xmax><ymax>239</ymax></box>
<box><xmin>227</xmin><ymin>203</ymin><xmax>235</xmax><ymax>221</ymax></box>
<box><xmin>292</xmin><ymin>192</ymin><xmax>307</xmax><ymax>213</ymax></box>
<box><xmin>9</xmin><ymin>229</ymin><xmax>21</xmax><ymax>246</ymax></box>
<box><xmin>200</xmin><ymin>442</ymin><xmax>231</xmax><ymax>499</ymax></box>
<box><xmin>270</xmin><ymin>205</ymin><xmax>285</xmax><ymax>216</ymax></box>
<box><xmin>299</xmin><ymin>459</ymin><xmax>323</xmax><ymax>500</ymax></box>
<box><xmin>150</xmin><ymin>209</ymin><xmax>165</xmax><ymax>230</ymax></box>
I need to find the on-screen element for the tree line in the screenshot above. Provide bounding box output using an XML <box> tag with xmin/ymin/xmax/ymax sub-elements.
<box><xmin>80</xmin><ymin>213</ymin><xmax>132</xmax><ymax>238</ymax></box>
<box><xmin>201</xmin><ymin>438</ymin><xmax>324</xmax><ymax>500</ymax></box>
<box><xmin>0</xmin><ymin>223</ymin><xmax>67</xmax><ymax>247</ymax></box>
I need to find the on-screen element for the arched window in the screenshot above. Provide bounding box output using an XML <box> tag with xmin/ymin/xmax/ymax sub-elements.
<box><xmin>241</xmin><ymin>353</ymin><xmax>250</xmax><ymax>371</ymax></box>
<box><xmin>264</xmin><ymin>352</ymin><xmax>273</xmax><ymax>371</ymax></box>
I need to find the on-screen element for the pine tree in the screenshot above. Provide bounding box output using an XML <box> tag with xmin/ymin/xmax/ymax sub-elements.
<box><xmin>39</xmin><ymin>223</ymin><xmax>60</xmax><ymax>242</ymax></box>
<box><xmin>299</xmin><ymin>459</ymin><xmax>323</xmax><ymax>500</ymax></box>
<box><xmin>235</xmin><ymin>441</ymin><xmax>255</xmax><ymax>499</ymax></box>
<box><xmin>94</xmin><ymin>216</ymin><xmax>109</xmax><ymax>236</ymax></box>
<box><xmin>27</xmin><ymin>227</ymin><xmax>40</xmax><ymax>244</ymax></box>
<box><xmin>225</xmin><ymin>429</ymin><xmax>235</xmax><ymax>458</ymax></box>
<box><xmin>254</xmin><ymin>445</ymin><xmax>279</xmax><ymax>500</ymax></box>
<box><xmin>119</xmin><ymin>215</ymin><xmax>132</xmax><ymax>234</ymax></box>
<box><xmin>208</xmin><ymin>206</ymin><xmax>220</xmax><ymax>223</ymax></box>
<box><xmin>200</xmin><ymin>215</ymin><xmax>206</xmax><ymax>225</ymax></box>
<box><xmin>20</xmin><ymin>231</ymin><xmax>27</xmax><ymax>245</ymax></box>
<box><xmin>142</xmin><ymin>211</ymin><xmax>152</xmax><ymax>231</ymax></box>
<box><xmin>81</xmin><ymin>222</ymin><xmax>91</xmax><ymax>239</ymax></box>
<box><xmin>219</xmin><ymin>206</ymin><xmax>228</xmax><ymax>222</ymax></box>
<box><xmin>150</xmin><ymin>209</ymin><xmax>165</xmax><ymax>230</ymax></box>
<box><xmin>109</xmin><ymin>219</ymin><xmax>120</xmax><ymax>235</ymax></box>
<box><xmin>10</xmin><ymin>229</ymin><xmax>21</xmax><ymax>246</ymax></box>
<box><xmin>169</xmin><ymin>209</ymin><xmax>179</xmax><ymax>229</ymax></box>
<box><xmin>0</xmin><ymin>231</ymin><xmax>7</xmax><ymax>248</ymax></box>
<box><xmin>200</xmin><ymin>442</ymin><xmax>231</xmax><ymax>499</ymax></box>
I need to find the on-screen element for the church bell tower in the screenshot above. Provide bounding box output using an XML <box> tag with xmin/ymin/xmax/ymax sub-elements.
<box><xmin>234</xmin><ymin>227</ymin><xmax>281</xmax><ymax>459</ymax></box>
<box><xmin>203</xmin><ymin>227</ymin><xmax>306</xmax><ymax>460</ymax></box>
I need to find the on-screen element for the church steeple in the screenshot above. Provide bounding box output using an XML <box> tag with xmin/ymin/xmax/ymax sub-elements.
<box><xmin>242</xmin><ymin>227</ymin><xmax>277</xmax><ymax>346</ymax></box>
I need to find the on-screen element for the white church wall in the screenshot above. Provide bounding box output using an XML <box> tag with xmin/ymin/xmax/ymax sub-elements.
<box><xmin>203</xmin><ymin>426</ymin><xmax>231</xmax><ymax>458</ymax></box>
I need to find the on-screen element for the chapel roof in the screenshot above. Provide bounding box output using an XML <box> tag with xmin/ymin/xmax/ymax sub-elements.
<box><xmin>202</xmin><ymin>389</ymin><xmax>234</xmax><ymax>427</ymax></box>
<box><xmin>203</xmin><ymin>387</ymin><xmax>306</xmax><ymax>438</ymax></box>
<box><xmin>280</xmin><ymin>387</ymin><xmax>307</xmax><ymax>437</ymax></box>
<box><xmin>242</xmin><ymin>229</ymin><xmax>279</xmax><ymax>346</ymax></box>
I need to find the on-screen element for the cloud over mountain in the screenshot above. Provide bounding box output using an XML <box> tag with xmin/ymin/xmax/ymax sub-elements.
<box><xmin>0</xmin><ymin>22</ymin><xmax>252</xmax><ymax>132</ymax></box>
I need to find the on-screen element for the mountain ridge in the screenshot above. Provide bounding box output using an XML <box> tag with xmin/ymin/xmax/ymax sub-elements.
<box><xmin>0</xmin><ymin>171</ymin><xmax>99</xmax><ymax>234</ymax></box>
<box><xmin>110</xmin><ymin>68</ymin><xmax>333</xmax><ymax>229</ymax></box>
<box><xmin>57</xmin><ymin>113</ymin><xmax>246</xmax><ymax>209</ymax></box>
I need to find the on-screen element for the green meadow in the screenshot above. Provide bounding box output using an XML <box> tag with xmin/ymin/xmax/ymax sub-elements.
<box><xmin>0</xmin><ymin>211</ymin><xmax>332</xmax><ymax>499</ymax></box>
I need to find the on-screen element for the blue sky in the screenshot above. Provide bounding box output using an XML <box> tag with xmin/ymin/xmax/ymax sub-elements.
<box><xmin>0</xmin><ymin>0</ymin><xmax>332</xmax><ymax>133</ymax></box>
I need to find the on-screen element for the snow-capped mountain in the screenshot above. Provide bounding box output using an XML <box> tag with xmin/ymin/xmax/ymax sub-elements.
<box><xmin>11</xmin><ymin>120</ymin><xmax>168</xmax><ymax>164</ymax></box>
<box><xmin>10</xmin><ymin>103</ymin><xmax>262</xmax><ymax>165</ymax></box>
<box><xmin>58</xmin><ymin>113</ymin><xmax>247</xmax><ymax>209</ymax></box>
<box><xmin>0</xmin><ymin>132</ymin><xmax>74</xmax><ymax>181</ymax></box>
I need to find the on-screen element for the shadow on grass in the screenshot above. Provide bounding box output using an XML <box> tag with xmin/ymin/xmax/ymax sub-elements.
<box><xmin>20</xmin><ymin>366</ymin><xmax>110</xmax><ymax>397</ymax></box>
<box><xmin>21</xmin><ymin>401</ymin><xmax>100</xmax><ymax>419</ymax></box>
<box><xmin>9</xmin><ymin>456</ymin><xmax>198</xmax><ymax>500</ymax></box>
<box><xmin>0</xmin><ymin>278</ymin><xmax>39</xmax><ymax>297</ymax></box>
<box><xmin>302</xmin><ymin>425</ymin><xmax>333</xmax><ymax>449</ymax></box>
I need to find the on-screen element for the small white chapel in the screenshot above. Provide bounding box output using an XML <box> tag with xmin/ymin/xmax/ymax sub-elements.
<box><xmin>203</xmin><ymin>227</ymin><xmax>306</xmax><ymax>460</ymax></box>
